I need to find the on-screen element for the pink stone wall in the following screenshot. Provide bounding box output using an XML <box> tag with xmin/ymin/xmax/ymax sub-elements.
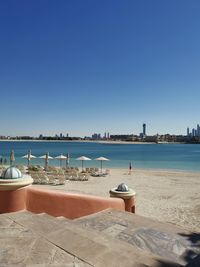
<box><xmin>25</xmin><ymin>187</ymin><xmax>125</xmax><ymax>219</ymax></box>
<box><xmin>0</xmin><ymin>186</ymin><xmax>125</xmax><ymax>217</ymax></box>
<box><xmin>0</xmin><ymin>188</ymin><xmax>27</xmax><ymax>213</ymax></box>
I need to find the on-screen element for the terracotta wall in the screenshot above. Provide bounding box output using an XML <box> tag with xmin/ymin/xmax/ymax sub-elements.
<box><xmin>0</xmin><ymin>188</ymin><xmax>27</xmax><ymax>213</ymax></box>
<box><xmin>25</xmin><ymin>187</ymin><xmax>125</xmax><ymax>219</ymax></box>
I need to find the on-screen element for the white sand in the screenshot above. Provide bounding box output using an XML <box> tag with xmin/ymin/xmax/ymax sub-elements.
<box><xmin>33</xmin><ymin>168</ymin><xmax>200</xmax><ymax>232</ymax></box>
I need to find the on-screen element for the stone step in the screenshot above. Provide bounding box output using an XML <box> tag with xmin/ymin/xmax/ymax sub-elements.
<box><xmin>74</xmin><ymin>209</ymin><xmax>200</xmax><ymax>266</ymax></box>
<box><xmin>20</xmin><ymin>209</ymin><xmax>199</xmax><ymax>267</ymax></box>
<box><xmin>0</xmin><ymin>211</ymin><xmax>92</xmax><ymax>266</ymax></box>
<box><xmin>1</xmin><ymin>210</ymin><xmax>179</xmax><ymax>267</ymax></box>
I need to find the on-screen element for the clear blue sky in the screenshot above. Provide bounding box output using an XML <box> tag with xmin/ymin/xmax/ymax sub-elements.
<box><xmin>0</xmin><ymin>0</ymin><xmax>200</xmax><ymax>137</ymax></box>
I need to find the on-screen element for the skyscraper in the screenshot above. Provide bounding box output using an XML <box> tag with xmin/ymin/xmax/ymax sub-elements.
<box><xmin>143</xmin><ymin>123</ymin><xmax>146</xmax><ymax>136</ymax></box>
<box><xmin>187</xmin><ymin>127</ymin><xmax>190</xmax><ymax>136</ymax></box>
<box><xmin>197</xmin><ymin>124</ymin><xmax>200</xmax><ymax>136</ymax></box>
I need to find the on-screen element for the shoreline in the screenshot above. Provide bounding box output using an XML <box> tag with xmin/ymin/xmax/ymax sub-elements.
<box><xmin>0</xmin><ymin>139</ymin><xmax>184</xmax><ymax>145</ymax></box>
<box><xmin>0</xmin><ymin>139</ymin><xmax>155</xmax><ymax>144</ymax></box>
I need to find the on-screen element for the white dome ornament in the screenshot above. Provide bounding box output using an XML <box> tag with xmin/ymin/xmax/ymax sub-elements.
<box><xmin>116</xmin><ymin>183</ymin><xmax>129</xmax><ymax>192</ymax></box>
<box><xmin>0</xmin><ymin>167</ymin><xmax>33</xmax><ymax>190</ymax></box>
<box><xmin>1</xmin><ymin>167</ymin><xmax>22</xmax><ymax>179</ymax></box>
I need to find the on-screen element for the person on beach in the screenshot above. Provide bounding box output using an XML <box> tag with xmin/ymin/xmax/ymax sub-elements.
<box><xmin>129</xmin><ymin>162</ymin><xmax>132</xmax><ymax>174</ymax></box>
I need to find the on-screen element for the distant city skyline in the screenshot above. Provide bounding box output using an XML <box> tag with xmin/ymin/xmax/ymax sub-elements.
<box><xmin>2</xmin><ymin>122</ymin><xmax>200</xmax><ymax>139</ymax></box>
<box><xmin>187</xmin><ymin>124</ymin><xmax>200</xmax><ymax>137</ymax></box>
<box><xmin>0</xmin><ymin>1</ymin><xmax>200</xmax><ymax>137</ymax></box>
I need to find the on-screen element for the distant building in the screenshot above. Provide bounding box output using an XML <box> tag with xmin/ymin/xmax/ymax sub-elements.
<box><xmin>110</xmin><ymin>134</ymin><xmax>135</xmax><ymax>141</ymax></box>
<box><xmin>92</xmin><ymin>133</ymin><xmax>101</xmax><ymax>140</ymax></box>
<box><xmin>143</xmin><ymin>123</ymin><xmax>146</xmax><ymax>136</ymax></box>
<box><xmin>187</xmin><ymin>127</ymin><xmax>190</xmax><ymax>137</ymax></box>
<box><xmin>197</xmin><ymin>124</ymin><xmax>200</xmax><ymax>136</ymax></box>
<box><xmin>192</xmin><ymin>128</ymin><xmax>195</xmax><ymax>137</ymax></box>
<box><xmin>187</xmin><ymin>124</ymin><xmax>200</xmax><ymax>138</ymax></box>
<box><xmin>139</xmin><ymin>123</ymin><xmax>146</xmax><ymax>139</ymax></box>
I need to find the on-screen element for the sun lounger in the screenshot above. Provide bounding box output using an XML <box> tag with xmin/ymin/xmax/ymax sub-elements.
<box><xmin>47</xmin><ymin>175</ymin><xmax>56</xmax><ymax>185</ymax></box>
<box><xmin>39</xmin><ymin>174</ymin><xmax>49</xmax><ymax>184</ymax></box>
<box><xmin>56</xmin><ymin>176</ymin><xmax>65</xmax><ymax>185</ymax></box>
<box><xmin>31</xmin><ymin>173</ymin><xmax>41</xmax><ymax>184</ymax></box>
<box><xmin>91</xmin><ymin>172</ymin><xmax>106</xmax><ymax>177</ymax></box>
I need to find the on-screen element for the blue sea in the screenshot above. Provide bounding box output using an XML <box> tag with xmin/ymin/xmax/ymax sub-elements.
<box><xmin>0</xmin><ymin>141</ymin><xmax>200</xmax><ymax>172</ymax></box>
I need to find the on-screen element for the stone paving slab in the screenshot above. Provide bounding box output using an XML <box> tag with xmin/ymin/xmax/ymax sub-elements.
<box><xmin>1</xmin><ymin>209</ymin><xmax>199</xmax><ymax>266</ymax></box>
<box><xmin>74</xmin><ymin>209</ymin><xmax>200</xmax><ymax>266</ymax></box>
<box><xmin>75</xmin><ymin>209</ymin><xmax>192</xmax><ymax>234</ymax></box>
<box><xmin>3</xmin><ymin>211</ymin><xmax>179</xmax><ymax>267</ymax></box>
<box><xmin>0</xmin><ymin>211</ymin><xmax>93</xmax><ymax>267</ymax></box>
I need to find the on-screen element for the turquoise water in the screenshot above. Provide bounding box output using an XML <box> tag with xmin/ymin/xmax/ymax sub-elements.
<box><xmin>0</xmin><ymin>141</ymin><xmax>200</xmax><ymax>172</ymax></box>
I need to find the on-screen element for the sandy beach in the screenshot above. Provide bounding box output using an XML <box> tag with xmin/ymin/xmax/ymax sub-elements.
<box><xmin>33</xmin><ymin>168</ymin><xmax>200</xmax><ymax>233</ymax></box>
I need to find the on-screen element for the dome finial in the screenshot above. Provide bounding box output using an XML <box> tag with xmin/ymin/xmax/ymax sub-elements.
<box><xmin>1</xmin><ymin>167</ymin><xmax>22</xmax><ymax>179</ymax></box>
<box><xmin>116</xmin><ymin>183</ymin><xmax>129</xmax><ymax>192</ymax></box>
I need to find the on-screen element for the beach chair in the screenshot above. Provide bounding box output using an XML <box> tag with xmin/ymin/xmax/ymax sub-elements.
<box><xmin>56</xmin><ymin>176</ymin><xmax>65</xmax><ymax>185</ymax></box>
<box><xmin>31</xmin><ymin>174</ymin><xmax>40</xmax><ymax>184</ymax></box>
<box><xmin>47</xmin><ymin>175</ymin><xmax>56</xmax><ymax>185</ymax></box>
<box><xmin>65</xmin><ymin>173</ymin><xmax>72</xmax><ymax>180</ymax></box>
<box><xmin>79</xmin><ymin>173</ymin><xmax>89</xmax><ymax>181</ymax></box>
<box><xmin>39</xmin><ymin>174</ymin><xmax>49</xmax><ymax>185</ymax></box>
<box><xmin>70</xmin><ymin>173</ymin><xmax>79</xmax><ymax>181</ymax></box>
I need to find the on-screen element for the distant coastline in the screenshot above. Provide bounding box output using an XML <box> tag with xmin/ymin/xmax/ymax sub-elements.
<box><xmin>0</xmin><ymin>139</ymin><xmax>182</xmax><ymax>145</ymax></box>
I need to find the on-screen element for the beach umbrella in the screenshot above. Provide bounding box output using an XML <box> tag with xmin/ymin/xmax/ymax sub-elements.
<box><xmin>55</xmin><ymin>154</ymin><xmax>67</xmax><ymax>167</ymax></box>
<box><xmin>39</xmin><ymin>152</ymin><xmax>53</xmax><ymax>170</ymax></box>
<box><xmin>10</xmin><ymin>149</ymin><xmax>15</xmax><ymax>166</ymax></box>
<box><xmin>76</xmin><ymin>156</ymin><xmax>91</xmax><ymax>171</ymax></box>
<box><xmin>95</xmin><ymin>157</ymin><xmax>109</xmax><ymax>172</ymax></box>
<box><xmin>22</xmin><ymin>150</ymin><xmax>36</xmax><ymax>166</ymax></box>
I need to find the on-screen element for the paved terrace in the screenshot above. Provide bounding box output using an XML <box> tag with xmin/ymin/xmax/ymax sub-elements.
<box><xmin>0</xmin><ymin>209</ymin><xmax>199</xmax><ymax>267</ymax></box>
